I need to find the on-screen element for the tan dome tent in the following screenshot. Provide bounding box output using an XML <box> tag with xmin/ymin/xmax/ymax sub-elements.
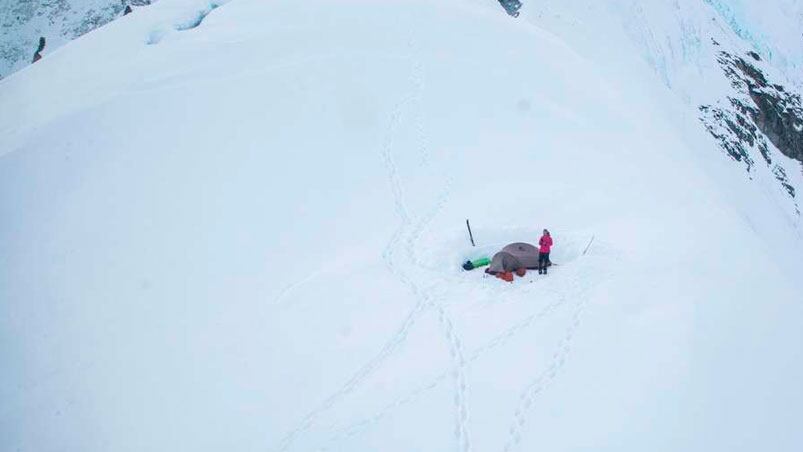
<box><xmin>485</xmin><ymin>242</ymin><xmax>549</xmax><ymax>275</ymax></box>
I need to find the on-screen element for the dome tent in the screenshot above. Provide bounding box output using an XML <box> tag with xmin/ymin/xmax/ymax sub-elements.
<box><xmin>485</xmin><ymin>242</ymin><xmax>549</xmax><ymax>275</ymax></box>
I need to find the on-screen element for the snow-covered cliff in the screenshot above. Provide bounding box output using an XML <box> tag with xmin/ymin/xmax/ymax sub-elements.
<box><xmin>525</xmin><ymin>0</ymin><xmax>803</xmax><ymax>219</ymax></box>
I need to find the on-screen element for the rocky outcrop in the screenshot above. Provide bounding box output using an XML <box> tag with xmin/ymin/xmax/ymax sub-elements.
<box><xmin>497</xmin><ymin>0</ymin><xmax>522</xmax><ymax>18</ymax></box>
<box><xmin>699</xmin><ymin>50</ymin><xmax>802</xmax><ymax>206</ymax></box>
<box><xmin>728</xmin><ymin>54</ymin><xmax>803</xmax><ymax>163</ymax></box>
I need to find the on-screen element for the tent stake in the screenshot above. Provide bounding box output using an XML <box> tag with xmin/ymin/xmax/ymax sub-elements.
<box><xmin>466</xmin><ymin>219</ymin><xmax>476</xmax><ymax>247</ymax></box>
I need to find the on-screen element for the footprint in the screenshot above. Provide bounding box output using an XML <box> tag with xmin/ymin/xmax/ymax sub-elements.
<box><xmin>146</xmin><ymin>29</ymin><xmax>168</xmax><ymax>45</ymax></box>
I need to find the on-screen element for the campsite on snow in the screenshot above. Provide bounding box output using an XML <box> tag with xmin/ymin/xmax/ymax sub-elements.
<box><xmin>2</xmin><ymin>1</ymin><xmax>802</xmax><ymax>451</ymax></box>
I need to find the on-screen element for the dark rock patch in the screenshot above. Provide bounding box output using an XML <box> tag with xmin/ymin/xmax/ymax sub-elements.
<box><xmin>699</xmin><ymin>51</ymin><xmax>802</xmax><ymax>208</ymax></box>
<box><xmin>723</xmin><ymin>53</ymin><xmax>803</xmax><ymax>163</ymax></box>
<box><xmin>497</xmin><ymin>0</ymin><xmax>522</xmax><ymax>18</ymax></box>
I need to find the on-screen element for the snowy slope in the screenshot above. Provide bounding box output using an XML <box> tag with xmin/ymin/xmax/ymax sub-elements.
<box><xmin>2</xmin><ymin>1</ymin><xmax>803</xmax><ymax>451</ymax></box>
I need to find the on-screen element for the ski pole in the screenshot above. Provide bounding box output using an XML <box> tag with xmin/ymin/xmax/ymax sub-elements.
<box><xmin>466</xmin><ymin>219</ymin><xmax>476</xmax><ymax>247</ymax></box>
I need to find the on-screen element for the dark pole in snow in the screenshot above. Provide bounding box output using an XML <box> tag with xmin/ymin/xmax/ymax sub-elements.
<box><xmin>466</xmin><ymin>219</ymin><xmax>475</xmax><ymax>247</ymax></box>
<box><xmin>582</xmin><ymin>235</ymin><xmax>595</xmax><ymax>255</ymax></box>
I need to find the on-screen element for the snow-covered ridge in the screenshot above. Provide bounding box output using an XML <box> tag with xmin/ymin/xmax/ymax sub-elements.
<box><xmin>0</xmin><ymin>0</ymin><xmax>154</xmax><ymax>78</ymax></box>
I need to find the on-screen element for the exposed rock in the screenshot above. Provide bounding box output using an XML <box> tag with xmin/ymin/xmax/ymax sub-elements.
<box><xmin>699</xmin><ymin>50</ymin><xmax>802</xmax><ymax>213</ymax></box>
<box><xmin>725</xmin><ymin>53</ymin><xmax>803</xmax><ymax>163</ymax></box>
<box><xmin>32</xmin><ymin>36</ymin><xmax>45</xmax><ymax>64</ymax></box>
<box><xmin>699</xmin><ymin>104</ymin><xmax>755</xmax><ymax>169</ymax></box>
<box><xmin>497</xmin><ymin>0</ymin><xmax>522</xmax><ymax>18</ymax></box>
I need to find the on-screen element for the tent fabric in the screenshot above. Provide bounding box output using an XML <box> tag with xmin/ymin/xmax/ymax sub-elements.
<box><xmin>486</xmin><ymin>242</ymin><xmax>542</xmax><ymax>274</ymax></box>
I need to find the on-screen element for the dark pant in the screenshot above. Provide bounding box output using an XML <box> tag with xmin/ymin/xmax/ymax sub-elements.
<box><xmin>538</xmin><ymin>252</ymin><xmax>550</xmax><ymax>273</ymax></box>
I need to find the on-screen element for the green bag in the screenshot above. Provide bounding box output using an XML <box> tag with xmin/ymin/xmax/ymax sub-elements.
<box><xmin>462</xmin><ymin>257</ymin><xmax>490</xmax><ymax>271</ymax></box>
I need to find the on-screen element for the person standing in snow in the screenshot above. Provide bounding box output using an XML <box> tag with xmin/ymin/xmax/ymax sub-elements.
<box><xmin>538</xmin><ymin>229</ymin><xmax>553</xmax><ymax>275</ymax></box>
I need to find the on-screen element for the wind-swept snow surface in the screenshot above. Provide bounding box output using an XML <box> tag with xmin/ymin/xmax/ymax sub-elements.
<box><xmin>1</xmin><ymin>1</ymin><xmax>803</xmax><ymax>451</ymax></box>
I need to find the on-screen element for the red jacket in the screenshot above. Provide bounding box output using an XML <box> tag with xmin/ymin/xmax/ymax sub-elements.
<box><xmin>539</xmin><ymin>234</ymin><xmax>553</xmax><ymax>253</ymax></box>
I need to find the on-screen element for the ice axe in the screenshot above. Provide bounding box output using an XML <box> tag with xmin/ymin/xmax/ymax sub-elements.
<box><xmin>462</xmin><ymin>219</ymin><xmax>490</xmax><ymax>271</ymax></box>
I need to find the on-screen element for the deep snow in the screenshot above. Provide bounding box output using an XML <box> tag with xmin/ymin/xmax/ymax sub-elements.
<box><xmin>1</xmin><ymin>1</ymin><xmax>802</xmax><ymax>451</ymax></box>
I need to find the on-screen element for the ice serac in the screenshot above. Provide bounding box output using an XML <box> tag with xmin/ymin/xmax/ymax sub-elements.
<box><xmin>1</xmin><ymin>1</ymin><xmax>803</xmax><ymax>452</ymax></box>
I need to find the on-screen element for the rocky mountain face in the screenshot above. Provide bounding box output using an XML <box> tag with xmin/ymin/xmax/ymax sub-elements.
<box><xmin>0</xmin><ymin>0</ymin><xmax>153</xmax><ymax>78</ymax></box>
<box><xmin>699</xmin><ymin>48</ymin><xmax>803</xmax><ymax>211</ymax></box>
